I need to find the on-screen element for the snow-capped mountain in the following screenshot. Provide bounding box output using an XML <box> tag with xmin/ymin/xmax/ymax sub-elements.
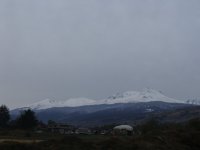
<box><xmin>100</xmin><ymin>88</ymin><xmax>183</xmax><ymax>105</ymax></box>
<box><xmin>21</xmin><ymin>89</ymin><xmax>184</xmax><ymax>110</ymax></box>
<box><xmin>11</xmin><ymin>89</ymin><xmax>199</xmax><ymax>126</ymax></box>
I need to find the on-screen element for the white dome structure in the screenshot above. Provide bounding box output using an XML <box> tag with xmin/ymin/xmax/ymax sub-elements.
<box><xmin>114</xmin><ymin>125</ymin><xmax>133</xmax><ymax>131</ymax></box>
<box><xmin>113</xmin><ymin>125</ymin><xmax>134</xmax><ymax>135</ymax></box>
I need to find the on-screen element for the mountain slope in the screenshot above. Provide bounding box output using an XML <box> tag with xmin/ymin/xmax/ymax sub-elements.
<box><xmin>11</xmin><ymin>101</ymin><xmax>193</xmax><ymax>126</ymax></box>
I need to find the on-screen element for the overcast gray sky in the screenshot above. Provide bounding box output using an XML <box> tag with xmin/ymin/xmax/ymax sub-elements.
<box><xmin>0</xmin><ymin>0</ymin><xmax>200</xmax><ymax>109</ymax></box>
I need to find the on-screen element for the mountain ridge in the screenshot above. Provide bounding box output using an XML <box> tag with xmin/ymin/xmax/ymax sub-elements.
<box><xmin>16</xmin><ymin>88</ymin><xmax>186</xmax><ymax>111</ymax></box>
<box><xmin>10</xmin><ymin>88</ymin><xmax>199</xmax><ymax>126</ymax></box>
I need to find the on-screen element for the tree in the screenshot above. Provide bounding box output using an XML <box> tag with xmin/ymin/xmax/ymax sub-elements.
<box><xmin>16</xmin><ymin>109</ymin><xmax>38</xmax><ymax>129</ymax></box>
<box><xmin>48</xmin><ymin>120</ymin><xmax>56</xmax><ymax>126</ymax></box>
<box><xmin>0</xmin><ymin>105</ymin><xmax>10</xmax><ymax>128</ymax></box>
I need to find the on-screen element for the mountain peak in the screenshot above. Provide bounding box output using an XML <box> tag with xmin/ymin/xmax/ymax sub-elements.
<box><xmin>104</xmin><ymin>89</ymin><xmax>183</xmax><ymax>104</ymax></box>
<box><xmin>142</xmin><ymin>88</ymin><xmax>162</xmax><ymax>93</ymax></box>
<box><xmin>108</xmin><ymin>89</ymin><xmax>162</xmax><ymax>100</ymax></box>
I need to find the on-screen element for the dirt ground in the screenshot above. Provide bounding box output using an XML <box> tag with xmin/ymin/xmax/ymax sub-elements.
<box><xmin>0</xmin><ymin>139</ymin><xmax>43</xmax><ymax>143</ymax></box>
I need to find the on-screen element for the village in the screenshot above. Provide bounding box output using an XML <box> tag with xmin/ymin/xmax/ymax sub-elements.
<box><xmin>40</xmin><ymin>121</ymin><xmax>135</xmax><ymax>136</ymax></box>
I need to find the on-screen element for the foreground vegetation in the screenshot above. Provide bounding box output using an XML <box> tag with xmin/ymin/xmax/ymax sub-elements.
<box><xmin>0</xmin><ymin>118</ymin><xmax>199</xmax><ymax>150</ymax></box>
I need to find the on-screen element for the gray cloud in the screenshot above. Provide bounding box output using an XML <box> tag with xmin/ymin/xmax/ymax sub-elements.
<box><xmin>0</xmin><ymin>0</ymin><xmax>200</xmax><ymax>108</ymax></box>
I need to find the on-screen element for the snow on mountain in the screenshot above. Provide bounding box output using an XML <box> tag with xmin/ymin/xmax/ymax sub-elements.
<box><xmin>28</xmin><ymin>99</ymin><xmax>58</xmax><ymax>110</ymax></box>
<box><xmin>101</xmin><ymin>88</ymin><xmax>184</xmax><ymax>105</ymax></box>
<box><xmin>24</xmin><ymin>89</ymin><xmax>185</xmax><ymax>110</ymax></box>
<box><xmin>28</xmin><ymin>98</ymin><xmax>96</xmax><ymax>110</ymax></box>
<box><xmin>186</xmin><ymin>99</ymin><xmax>200</xmax><ymax>105</ymax></box>
<box><xmin>61</xmin><ymin>98</ymin><xmax>96</xmax><ymax>107</ymax></box>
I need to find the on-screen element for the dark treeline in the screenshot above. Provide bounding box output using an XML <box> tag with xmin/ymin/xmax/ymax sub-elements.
<box><xmin>0</xmin><ymin>118</ymin><xmax>199</xmax><ymax>150</ymax></box>
<box><xmin>0</xmin><ymin>105</ymin><xmax>38</xmax><ymax>130</ymax></box>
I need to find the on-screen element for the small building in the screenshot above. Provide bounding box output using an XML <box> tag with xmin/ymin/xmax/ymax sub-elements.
<box><xmin>75</xmin><ymin>128</ymin><xmax>91</xmax><ymax>135</ymax></box>
<box><xmin>113</xmin><ymin>125</ymin><xmax>133</xmax><ymax>136</ymax></box>
<box><xmin>48</xmin><ymin>123</ymin><xmax>74</xmax><ymax>134</ymax></box>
